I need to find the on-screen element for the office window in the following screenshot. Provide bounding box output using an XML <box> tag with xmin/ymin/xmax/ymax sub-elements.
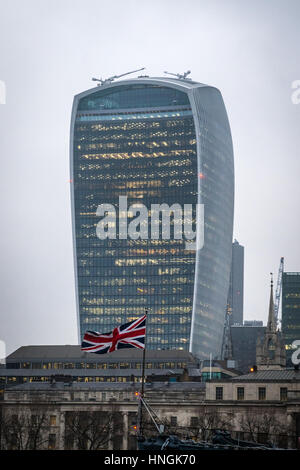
<box><xmin>112</xmin><ymin>435</ymin><xmax>122</xmax><ymax>450</ymax></box>
<box><xmin>50</xmin><ymin>415</ymin><xmax>56</xmax><ymax>426</ymax></box>
<box><xmin>75</xmin><ymin>362</ymin><xmax>86</xmax><ymax>369</ymax></box>
<box><xmin>22</xmin><ymin>362</ymin><xmax>31</xmax><ymax>369</ymax></box>
<box><xmin>53</xmin><ymin>362</ymin><xmax>63</xmax><ymax>369</ymax></box>
<box><xmin>64</xmin><ymin>362</ymin><xmax>74</xmax><ymax>369</ymax></box>
<box><xmin>190</xmin><ymin>416</ymin><xmax>199</xmax><ymax>427</ymax></box>
<box><xmin>32</xmin><ymin>362</ymin><xmax>42</xmax><ymax>369</ymax></box>
<box><xmin>237</xmin><ymin>387</ymin><xmax>244</xmax><ymax>400</ymax></box>
<box><xmin>31</xmin><ymin>415</ymin><xmax>37</xmax><ymax>426</ymax></box>
<box><xmin>64</xmin><ymin>435</ymin><xmax>74</xmax><ymax>450</ymax></box>
<box><xmin>108</xmin><ymin>363</ymin><xmax>118</xmax><ymax>369</ymax></box>
<box><xmin>280</xmin><ymin>387</ymin><xmax>288</xmax><ymax>401</ymax></box>
<box><xmin>258</xmin><ymin>387</ymin><xmax>266</xmax><ymax>400</ymax></box>
<box><xmin>170</xmin><ymin>416</ymin><xmax>177</xmax><ymax>427</ymax></box>
<box><xmin>48</xmin><ymin>434</ymin><xmax>56</xmax><ymax>450</ymax></box>
<box><xmin>215</xmin><ymin>387</ymin><xmax>223</xmax><ymax>400</ymax></box>
<box><xmin>120</xmin><ymin>362</ymin><xmax>129</xmax><ymax>369</ymax></box>
<box><xmin>86</xmin><ymin>362</ymin><xmax>97</xmax><ymax>369</ymax></box>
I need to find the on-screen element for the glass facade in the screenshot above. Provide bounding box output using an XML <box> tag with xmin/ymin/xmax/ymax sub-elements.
<box><xmin>231</xmin><ymin>324</ymin><xmax>266</xmax><ymax>373</ymax></box>
<box><xmin>282</xmin><ymin>272</ymin><xmax>300</xmax><ymax>365</ymax></box>
<box><xmin>227</xmin><ymin>240</ymin><xmax>244</xmax><ymax>326</ymax></box>
<box><xmin>70</xmin><ymin>79</ymin><xmax>234</xmax><ymax>359</ymax></box>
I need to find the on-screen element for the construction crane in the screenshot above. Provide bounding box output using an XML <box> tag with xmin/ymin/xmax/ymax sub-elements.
<box><xmin>274</xmin><ymin>257</ymin><xmax>284</xmax><ymax>328</ymax></box>
<box><xmin>164</xmin><ymin>70</ymin><xmax>192</xmax><ymax>80</ymax></box>
<box><xmin>92</xmin><ymin>67</ymin><xmax>145</xmax><ymax>86</ymax></box>
<box><xmin>221</xmin><ymin>303</ymin><xmax>233</xmax><ymax>360</ymax></box>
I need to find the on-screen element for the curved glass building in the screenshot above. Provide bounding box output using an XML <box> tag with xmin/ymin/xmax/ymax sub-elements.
<box><xmin>70</xmin><ymin>77</ymin><xmax>234</xmax><ymax>359</ymax></box>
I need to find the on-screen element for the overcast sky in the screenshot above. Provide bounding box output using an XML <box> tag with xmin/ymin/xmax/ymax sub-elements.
<box><xmin>0</xmin><ymin>0</ymin><xmax>299</xmax><ymax>355</ymax></box>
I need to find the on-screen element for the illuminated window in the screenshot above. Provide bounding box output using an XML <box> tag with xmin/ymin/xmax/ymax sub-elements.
<box><xmin>50</xmin><ymin>415</ymin><xmax>56</xmax><ymax>426</ymax></box>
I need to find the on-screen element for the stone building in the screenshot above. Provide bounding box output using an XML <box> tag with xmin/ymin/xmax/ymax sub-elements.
<box><xmin>256</xmin><ymin>279</ymin><xmax>286</xmax><ymax>370</ymax></box>
<box><xmin>0</xmin><ymin>348</ymin><xmax>199</xmax><ymax>389</ymax></box>
<box><xmin>205</xmin><ymin>281</ymin><xmax>300</xmax><ymax>448</ymax></box>
<box><xmin>0</xmin><ymin>381</ymin><xmax>206</xmax><ymax>450</ymax></box>
<box><xmin>205</xmin><ymin>368</ymin><xmax>300</xmax><ymax>448</ymax></box>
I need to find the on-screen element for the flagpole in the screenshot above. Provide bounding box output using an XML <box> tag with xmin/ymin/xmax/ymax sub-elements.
<box><xmin>141</xmin><ymin>308</ymin><xmax>147</xmax><ymax>398</ymax></box>
<box><xmin>138</xmin><ymin>308</ymin><xmax>148</xmax><ymax>438</ymax></box>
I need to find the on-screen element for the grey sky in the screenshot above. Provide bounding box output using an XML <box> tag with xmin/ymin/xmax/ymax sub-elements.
<box><xmin>0</xmin><ymin>0</ymin><xmax>299</xmax><ymax>354</ymax></box>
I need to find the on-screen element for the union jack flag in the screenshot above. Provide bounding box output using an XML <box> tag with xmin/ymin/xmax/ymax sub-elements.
<box><xmin>81</xmin><ymin>314</ymin><xmax>146</xmax><ymax>354</ymax></box>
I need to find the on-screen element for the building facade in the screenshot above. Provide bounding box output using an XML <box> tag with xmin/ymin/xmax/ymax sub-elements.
<box><xmin>70</xmin><ymin>76</ymin><xmax>234</xmax><ymax>358</ymax></box>
<box><xmin>1</xmin><ymin>345</ymin><xmax>243</xmax><ymax>388</ymax></box>
<box><xmin>205</xmin><ymin>369</ymin><xmax>300</xmax><ymax>449</ymax></box>
<box><xmin>2</xmin><ymin>373</ymin><xmax>299</xmax><ymax>450</ymax></box>
<box><xmin>204</xmin><ymin>281</ymin><xmax>300</xmax><ymax>448</ymax></box>
<box><xmin>282</xmin><ymin>272</ymin><xmax>300</xmax><ymax>366</ymax></box>
<box><xmin>227</xmin><ymin>239</ymin><xmax>244</xmax><ymax>326</ymax></box>
<box><xmin>231</xmin><ymin>323</ymin><xmax>266</xmax><ymax>373</ymax></box>
<box><xmin>0</xmin><ymin>346</ymin><xmax>199</xmax><ymax>388</ymax></box>
<box><xmin>0</xmin><ymin>382</ymin><xmax>207</xmax><ymax>450</ymax></box>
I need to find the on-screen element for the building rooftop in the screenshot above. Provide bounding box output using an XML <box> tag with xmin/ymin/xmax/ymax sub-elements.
<box><xmin>1</xmin><ymin>368</ymin><xmax>199</xmax><ymax>378</ymax></box>
<box><xmin>231</xmin><ymin>322</ymin><xmax>265</xmax><ymax>328</ymax></box>
<box><xmin>3</xmin><ymin>381</ymin><xmax>206</xmax><ymax>392</ymax></box>
<box><xmin>6</xmin><ymin>345</ymin><xmax>196</xmax><ymax>363</ymax></box>
<box><xmin>75</xmin><ymin>76</ymin><xmax>209</xmax><ymax>100</ymax></box>
<box><xmin>230</xmin><ymin>369</ymin><xmax>300</xmax><ymax>382</ymax></box>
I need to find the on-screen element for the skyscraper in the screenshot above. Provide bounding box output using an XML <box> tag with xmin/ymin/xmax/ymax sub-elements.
<box><xmin>70</xmin><ymin>75</ymin><xmax>234</xmax><ymax>358</ymax></box>
<box><xmin>227</xmin><ymin>239</ymin><xmax>244</xmax><ymax>326</ymax></box>
<box><xmin>231</xmin><ymin>322</ymin><xmax>265</xmax><ymax>373</ymax></box>
<box><xmin>282</xmin><ymin>272</ymin><xmax>300</xmax><ymax>366</ymax></box>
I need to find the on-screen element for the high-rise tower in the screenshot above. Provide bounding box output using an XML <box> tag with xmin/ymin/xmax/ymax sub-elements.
<box><xmin>227</xmin><ymin>239</ymin><xmax>244</xmax><ymax>326</ymax></box>
<box><xmin>70</xmin><ymin>75</ymin><xmax>234</xmax><ymax>358</ymax></box>
<box><xmin>282</xmin><ymin>272</ymin><xmax>300</xmax><ymax>366</ymax></box>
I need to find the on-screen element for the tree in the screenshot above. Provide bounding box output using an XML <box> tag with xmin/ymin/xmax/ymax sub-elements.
<box><xmin>0</xmin><ymin>404</ymin><xmax>50</xmax><ymax>450</ymax></box>
<box><xmin>64</xmin><ymin>406</ymin><xmax>120</xmax><ymax>450</ymax></box>
<box><xmin>238</xmin><ymin>410</ymin><xmax>291</xmax><ymax>447</ymax></box>
<box><xmin>189</xmin><ymin>407</ymin><xmax>233</xmax><ymax>441</ymax></box>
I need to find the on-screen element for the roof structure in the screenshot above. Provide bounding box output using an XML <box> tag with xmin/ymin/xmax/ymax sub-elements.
<box><xmin>3</xmin><ymin>381</ymin><xmax>205</xmax><ymax>392</ymax></box>
<box><xmin>7</xmin><ymin>345</ymin><xmax>195</xmax><ymax>362</ymax></box>
<box><xmin>74</xmin><ymin>75</ymin><xmax>213</xmax><ymax>103</ymax></box>
<box><xmin>231</xmin><ymin>369</ymin><xmax>300</xmax><ymax>382</ymax></box>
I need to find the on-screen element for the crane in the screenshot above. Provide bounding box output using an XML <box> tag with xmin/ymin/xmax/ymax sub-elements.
<box><xmin>92</xmin><ymin>67</ymin><xmax>145</xmax><ymax>86</ymax></box>
<box><xmin>274</xmin><ymin>257</ymin><xmax>284</xmax><ymax>328</ymax></box>
<box><xmin>221</xmin><ymin>302</ymin><xmax>233</xmax><ymax>360</ymax></box>
<box><xmin>164</xmin><ymin>70</ymin><xmax>192</xmax><ymax>80</ymax></box>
